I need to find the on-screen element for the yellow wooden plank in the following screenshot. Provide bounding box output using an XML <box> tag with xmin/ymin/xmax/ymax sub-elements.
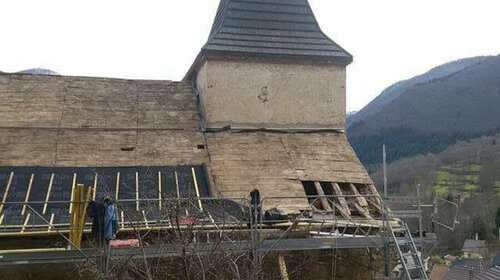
<box><xmin>47</xmin><ymin>213</ymin><xmax>55</xmax><ymax>232</ymax></box>
<box><xmin>76</xmin><ymin>186</ymin><xmax>92</xmax><ymax>248</ymax></box>
<box><xmin>142</xmin><ymin>210</ymin><xmax>149</xmax><ymax>228</ymax></box>
<box><xmin>174</xmin><ymin>171</ymin><xmax>180</xmax><ymax>198</ymax></box>
<box><xmin>120</xmin><ymin>210</ymin><xmax>125</xmax><ymax>230</ymax></box>
<box><xmin>0</xmin><ymin>214</ymin><xmax>4</xmax><ymax>226</ymax></box>
<box><xmin>278</xmin><ymin>254</ymin><xmax>289</xmax><ymax>280</ymax></box>
<box><xmin>69</xmin><ymin>173</ymin><xmax>77</xmax><ymax>214</ymax></box>
<box><xmin>191</xmin><ymin>168</ymin><xmax>204</xmax><ymax>212</ymax></box>
<box><xmin>92</xmin><ymin>173</ymin><xmax>98</xmax><ymax>201</ymax></box>
<box><xmin>0</xmin><ymin>172</ymin><xmax>14</xmax><ymax>214</ymax></box>
<box><xmin>174</xmin><ymin>171</ymin><xmax>188</xmax><ymax>215</ymax></box>
<box><xmin>21</xmin><ymin>213</ymin><xmax>31</xmax><ymax>233</ymax></box>
<box><xmin>42</xmin><ymin>173</ymin><xmax>54</xmax><ymax>215</ymax></box>
<box><xmin>158</xmin><ymin>171</ymin><xmax>162</xmax><ymax>211</ymax></box>
<box><xmin>135</xmin><ymin>172</ymin><xmax>140</xmax><ymax>211</ymax></box>
<box><xmin>115</xmin><ymin>172</ymin><xmax>120</xmax><ymax>201</ymax></box>
<box><xmin>21</xmin><ymin>174</ymin><xmax>35</xmax><ymax>215</ymax></box>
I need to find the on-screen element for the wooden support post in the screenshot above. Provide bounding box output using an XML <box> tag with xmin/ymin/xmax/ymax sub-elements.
<box><xmin>0</xmin><ymin>172</ymin><xmax>14</xmax><ymax>214</ymax></box>
<box><xmin>331</xmin><ymin>183</ymin><xmax>351</xmax><ymax>216</ymax></box>
<box><xmin>313</xmin><ymin>182</ymin><xmax>332</xmax><ymax>211</ymax></box>
<box><xmin>0</xmin><ymin>214</ymin><xmax>4</xmax><ymax>226</ymax></box>
<box><xmin>76</xmin><ymin>186</ymin><xmax>92</xmax><ymax>248</ymax></box>
<box><xmin>42</xmin><ymin>174</ymin><xmax>54</xmax><ymax>215</ymax></box>
<box><xmin>70</xmin><ymin>185</ymin><xmax>84</xmax><ymax>247</ymax></box>
<box><xmin>135</xmin><ymin>172</ymin><xmax>140</xmax><ymax>212</ymax></box>
<box><xmin>21</xmin><ymin>174</ymin><xmax>35</xmax><ymax>215</ymax></box>
<box><xmin>278</xmin><ymin>254</ymin><xmax>289</xmax><ymax>280</ymax></box>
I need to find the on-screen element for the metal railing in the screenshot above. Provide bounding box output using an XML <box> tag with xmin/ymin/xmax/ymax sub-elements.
<box><xmin>0</xmin><ymin>194</ymin><xmax>387</xmax><ymax>236</ymax></box>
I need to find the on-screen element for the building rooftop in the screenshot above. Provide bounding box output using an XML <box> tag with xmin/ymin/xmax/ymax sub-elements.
<box><xmin>430</xmin><ymin>265</ymin><xmax>449</xmax><ymax>280</ymax></box>
<box><xmin>462</xmin><ymin>239</ymin><xmax>487</xmax><ymax>254</ymax></box>
<box><xmin>0</xmin><ymin>73</ymin><xmax>380</xmax><ymax>236</ymax></box>
<box><xmin>185</xmin><ymin>0</ymin><xmax>352</xmax><ymax>80</ymax></box>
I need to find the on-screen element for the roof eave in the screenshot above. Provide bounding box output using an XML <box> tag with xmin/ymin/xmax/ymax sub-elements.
<box><xmin>183</xmin><ymin>49</ymin><xmax>353</xmax><ymax>82</ymax></box>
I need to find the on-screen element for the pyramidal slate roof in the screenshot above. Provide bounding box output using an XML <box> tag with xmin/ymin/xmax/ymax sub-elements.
<box><xmin>185</xmin><ymin>0</ymin><xmax>352</xmax><ymax>80</ymax></box>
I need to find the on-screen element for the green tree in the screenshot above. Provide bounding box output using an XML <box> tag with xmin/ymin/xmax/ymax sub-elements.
<box><xmin>428</xmin><ymin>256</ymin><xmax>445</xmax><ymax>271</ymax></box>
<box><xmin>472</xmin><ymin>216</ymin><xmax>488</xmax><ymax>240</ymax></box>
<box><xmin>495</xmin><ymin>207</ymin><xmax>500</xmax><ymax>231</ymax></box>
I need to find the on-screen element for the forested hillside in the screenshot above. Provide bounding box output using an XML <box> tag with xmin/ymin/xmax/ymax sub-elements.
<box><xmin>348</xmin><ymin>55</ymin><xmax>500</xmax><ymax>167</ymax></box>
<box><xmin>371</xmin><ymin>135</ymin><xmax>500</xmax><ymax>249</ymax></box>
<box><xmin>347</xmin><ymin>56</ymin><xmax>489</xmax><ymax>127</ymax></box>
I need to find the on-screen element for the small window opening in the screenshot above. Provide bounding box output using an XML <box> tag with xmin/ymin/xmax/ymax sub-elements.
<box><xmin>301</xmin><ymin>181</ymin><xmax>317</xmax><ymax>202</ymax></box>
<box><xmin>121</xmin><ymin>147</ymin><xmax>135</xmax><ymax>152</ymax></box>
<box><xmin>319</xmin><ymin>182</ymin><xmax>334</xmax><ymax>196</ymax></box>
<box><xmin>197</xmin><ymin>145</ymin><xmax>206</xmax><ymax>150</ymax></box>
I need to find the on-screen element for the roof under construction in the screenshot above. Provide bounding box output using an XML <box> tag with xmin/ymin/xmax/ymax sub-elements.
<box><xmin>0</xmin><ymin>73</ymin><xmax>381</xmax><ymax>235</ymax></box>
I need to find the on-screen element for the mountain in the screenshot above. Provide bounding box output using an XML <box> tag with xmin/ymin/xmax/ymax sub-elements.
<box><xmin>16</xmin><ymin>68</ymin><xmax>59</xmax><ymax>75</ymax></box>
<box><xmin>348</xmin><ymin>55</ymin><xmax>500</xmax><ymax>167</ymax></box>
<box><xmin>346</xmin><ymin>110</ymin><xmax>358</xmax><ymax>120</ymax></box>
<box><xmin>347</xmin><ymin>56</ymin><xmax>490</xmax><ymax>127</ymax></box>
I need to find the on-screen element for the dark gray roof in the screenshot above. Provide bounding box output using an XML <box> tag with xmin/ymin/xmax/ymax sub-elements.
<box><xmin>452</xmin><ymin>258</ymin><xmax>486</xmax><ymax>271</ymax></box>
<box><xmin>493</xmin><ymin>252</ymin><xmax>500</xmax><ymax>268</ymax></box>
<box><xmin>463</xmin><ymin>239</ymin><xmax>487</xmax><ymax>254</ymax></box>
<box><xmin>185</xmin><ymin>0</ymin><xmax>352</xmax><ymax>80</ymax></box>
<box><xmin>473</xmin><ymin>268</ymin><xmax>500</xmax><ymax>280</ymax></box>
<box><xmin>444</xmin><ymin>266</ymin><xmax>477</xmax><ymax>280</ymax></box>
<box><xmin>205</xmin><ymin>0</ymin><xmax>351</xmax><ymax>60</ymax></box>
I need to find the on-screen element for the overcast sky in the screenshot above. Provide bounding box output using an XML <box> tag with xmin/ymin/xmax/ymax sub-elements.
<box><xmin>1</xmin><ymin>0</ymin><xmax>499</xmax><ymax>111</ymax></box>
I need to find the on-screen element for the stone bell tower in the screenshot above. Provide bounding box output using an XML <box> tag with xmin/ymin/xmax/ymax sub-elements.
<box><xmin>185</xmin><ymin>0</ymin><xmax>352</xmax><ymax>131</ymax></box>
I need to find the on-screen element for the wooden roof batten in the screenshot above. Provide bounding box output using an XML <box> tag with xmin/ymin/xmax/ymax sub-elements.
<box><xmin>184</xmin><ymin>0</ymin><xmax>353</xmax><ymax>81</ymax></box>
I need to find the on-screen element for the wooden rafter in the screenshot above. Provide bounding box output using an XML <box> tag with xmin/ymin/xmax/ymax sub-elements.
<box><xmin>21</xmin><ymin>174</ymin><xmax>35</xmax><ymax>215</ymax></box>
<box><xmin>366</xmin><ymin>184</ymin><xmax>383</xmax><ymax>213</ymax></box>
<box><xmin>331</xmin><ymin>183</ymin><xmax>351</xmax><ymax>216</ymax></box>
<box><xmin>313</xmin><ymin>182</ymin><xmax>332</xmax><ymax>211</ymax></box>
<box><xmin>42</xmin><ymin>173</ymin><xmax>54</xmax><ymax>215</ymax></box>
<box><xmin>331</xmin><ymin>201</ymin><xmax>351</xmax><ymax>219</ymax></box>
<box><xmin>0</xmin><ymin>172</ymin><xmax>14</xmax><ymax>214</ymax></box>
<box><xmin>349</xmin><ymin>183</ymin><xmax>368</xmax><ymax>207</ymax></box>
<box><xmin>348</xmin><ymin>183</ymin><xmax>372</xmax><ymax>219</ymax></box>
